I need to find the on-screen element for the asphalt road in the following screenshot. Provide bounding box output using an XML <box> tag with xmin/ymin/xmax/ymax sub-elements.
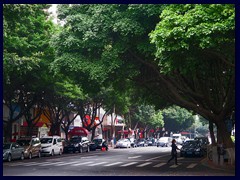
<box><xmin>3</xmin><ymin>146</ymin><xmax>235</xmax><ymax>176</ymax></box>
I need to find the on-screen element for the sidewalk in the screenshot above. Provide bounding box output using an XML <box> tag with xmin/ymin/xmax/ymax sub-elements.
<box><xmin>201</xmin><ymin>157</ymin><xmax>235</xmax><ymax>174</ymax></box>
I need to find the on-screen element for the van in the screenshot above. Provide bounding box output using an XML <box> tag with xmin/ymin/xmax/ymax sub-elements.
<box><xmin>172</xmin><ymin>134</ymin><xmax>183</xmax><ymax>144</ymax></box>
<box><xmin>157</xmin><ymin>137</ymin><xmax>173</xmax><ymax>147</ymax></box>
<box><xmin>17</xmin><ymin>136</ymin><xmax>41</xmax><ymax>159</ymax></box>
<box><xmin>40</xmin><ymin>136</ymin><xmax>63</xmax><ymax>156</ymax></box>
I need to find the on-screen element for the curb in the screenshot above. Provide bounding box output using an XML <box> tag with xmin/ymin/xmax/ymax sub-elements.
<box><xmin>201</xmin><ymin>158</ymin><xmax>235</xmax><ymax>173</ymax></box>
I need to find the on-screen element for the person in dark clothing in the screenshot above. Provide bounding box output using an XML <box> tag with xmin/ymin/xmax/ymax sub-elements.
<box><xmin>167</xmin><ymin>139</ymin><xmax>180</xmax><ymax>165</ymax></box>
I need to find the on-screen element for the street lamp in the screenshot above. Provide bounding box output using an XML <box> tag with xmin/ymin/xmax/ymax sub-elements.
<box><xmin>194</xmin><ymin>115</ymin><xmax>199</xmax><ymax>138</ymax></box>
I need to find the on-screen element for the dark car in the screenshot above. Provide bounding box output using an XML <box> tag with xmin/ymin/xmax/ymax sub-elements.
<box><xmin>64</xmin><ymin>136</ymin><xmax>90</xmax><ymax>153</ymax></box>
<box><xmin>180</xmin><ymin>140</ymin><xmax>204</xmax><ymax>157</ymax></box>
<box><xmin>137</xmin><ymin>139</ymin><xmax>148</xmax><ymax>147</ymax></box>
<box><xmin>194</xmin><ymin>137</ymin><xmax>209</xmax><ymax>153</ymax></box>
<box><xmin>127</xmin><ymin>138</ymin><xmax>137</xmax><ymax>148</ymax></box>
<box><xmin>90</xmin><ymin>139</ymin><xmax>108</xmax><ymax>151</ymax></box>
<box><xmin>3</xmin><ymin>142</ymin><xmax>25</xmax><ymax>162</ymax></box>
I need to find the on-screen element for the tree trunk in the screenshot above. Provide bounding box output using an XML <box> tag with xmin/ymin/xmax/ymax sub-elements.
<box><xmin>209</xmin><ymin>121</ymin><xmax>216</xmax><ymax>145</ymax></box>
<box><xmin>5</xmin><ymin>120</ymin><xmax>13</xmax><ymax>142</ymax></box>
<box><xmin>215</xmin><ymin>119</ymin><xmax>235</xmax><ymax>165</ymax></box>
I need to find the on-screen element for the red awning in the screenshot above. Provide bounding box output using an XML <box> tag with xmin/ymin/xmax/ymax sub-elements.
<box><xmin>22</xmin><ymin>122</ymin><xmax>45</xmax><ymax>127</ymax></box>
<box><xmin>180</xmin><ymin>131</ymin><xmax>191</xmax><ymax>135</ymax></box>
<box><xmin>118</xmin><ymin>130</ymin><xmax>129</xmax><ymax>134</ymax></box>
<box><xmin>69</xmin><ymin>127</ymin><xmax>89</xmax><ymax>136</ymax></box>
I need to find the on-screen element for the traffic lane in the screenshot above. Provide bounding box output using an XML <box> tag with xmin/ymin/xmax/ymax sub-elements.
<box><xmin>4</xmin><ymin>146</ymin><xmax>233</xmax><ymax>176</ymax></box>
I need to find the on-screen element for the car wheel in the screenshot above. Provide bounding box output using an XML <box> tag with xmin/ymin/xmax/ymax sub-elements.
<box><xmin>20</xmin><ymin>153</ymin><xmax>24</xmax><ymax>160</ymax></box>
<box><xmin>51</xmin><ymin>150</ymin><xmax>54</xmax><ymax>156</ymax></box>
<box><xmin>29</xmin><ymin>152</ymin><xmax>32</xmax><ymax>159</ymax></box>
<box><xmin>7</xmin><ymin>154</ymin><xmax>12</xmax><ymax>162</ymax></box>
<box><xmin>59</xmin><ymin>149</ymin><xmax>62</xmax><ymax>155</ymax></box>
<box><xmin>79</xmin><ymin>147</ymin><xmax>83</xmax><ymax>153</ymax></box>
<box><xmin>38</xmin><ymin>151</ymin><xmax>41</xmax><ymax>158</ymax></box>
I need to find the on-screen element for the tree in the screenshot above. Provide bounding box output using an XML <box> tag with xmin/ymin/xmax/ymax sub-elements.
<box><xmin>3</xmin><ymin>4</ymin><xmax>55</xmax><ymax>141</ymax></box>
<box><xmin>132</xmin><ymin>105</ymin><xmax>164</xmax><ymax>138</ymax></box>
<box><xmin>150</xmin><ymin>4</ymin><xmax>235</xmax><ymax>149</ymax></box>
<box><xmin>51</xmin><ymin>4</ymin><xmax>235</xmax><ymax>162</ymax></box>
<box><xmin>162</xmin><ymin>105</ymin><xmax>194</xmax><ymax>133</ymax></box>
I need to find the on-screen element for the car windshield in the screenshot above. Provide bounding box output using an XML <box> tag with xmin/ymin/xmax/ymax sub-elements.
<box><xmin>17</xmin><ymin>139</ymin><xmax>31</xmax><ymax>146</ymax></box>
<box><xmin>3</xmin><ymin>143</ymin><xmax>11</xmax><ymax>149</ymax></box>
<box><xmin>93</xmin><ymin>139</ymin><xmax>102</xmax><ymax>144</ymax></box>
<box><xmin>40</xmin><ymin>138</ymin><xmax>53</xmax><ymax>144</ymax></box>
<box><xmin>70</xmin><ymin>137</ymin><xmax>81</xmax><ymax>143</ymax></box>
<box><xmin>117</xmin><ymin>139</ymin><xmax>125</xmax><ymax>142</ymax></box>
<box><xmin>159</xmin><ymin>138</ymin><xmax>168</xmax><ymax>142</ymax></box>
<box><xmin>183</xmin><ymin>141</ymin><xmax>198</xmax><ymax>147</ymax></box>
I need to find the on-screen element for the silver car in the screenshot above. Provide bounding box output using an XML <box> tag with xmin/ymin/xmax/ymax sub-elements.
<box><xmin>3</xmin><ymin>142</ymin><xmax>25</xmax><ymax>162</ymax></box>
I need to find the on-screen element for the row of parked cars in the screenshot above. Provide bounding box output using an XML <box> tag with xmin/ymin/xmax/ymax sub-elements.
<box><xmin>115</xmin><ymin>138</ymin><xmax>157</xmax><ymax>148</ymax></box>
<box><xmin>3</xmin><ymin>136</ymin><xmax>108</xmax><ymax>162</ymax></box>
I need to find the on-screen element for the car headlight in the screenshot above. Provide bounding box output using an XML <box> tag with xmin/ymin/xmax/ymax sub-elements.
<box><xmin>195</xmin><ymin>148</ymin><xmax>200</xmax><ymax>151</ymax></box>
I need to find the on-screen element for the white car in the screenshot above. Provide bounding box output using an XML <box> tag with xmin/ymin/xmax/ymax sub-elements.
<box><xmin>115</xmin><ymin>139</ymin><xmax>131</xmax><ymax>148</ymax></box>
<box><xmin>40</xmin><ymin>136</ymin><xmax>63</xmax><ymax>156</ymax></box>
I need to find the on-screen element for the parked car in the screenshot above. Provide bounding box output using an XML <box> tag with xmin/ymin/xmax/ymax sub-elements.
<box><xmin>147</xmin><ymin>138</ymin><xmax>155</xmax><ymax>146</ymax></box>
<box><xmin>115</xmin><ymin>138</ymin><xmax>131</xmax><ymax>148</ymax></box>
<box><xmin>194</xmin><ymin>137</ymin><xmax>210</xmax><ymax>153</ymax></box>
<box><xmin>89</xmin><ymin>141</ymin><xmax>98</xmax><ymax>151</ymax></box>
<box><xmin>16</xmin><ymin>136</ymin><xmax>41</xmax><ymax>159</ymax></box>
<box><xmin>3</xmin><ymin>142</ymin><xmax>25</xmax><ymax>162</ymax></box>
<box><xmin>180</xmin><ymin>140</ymin><xmax>204</xmax><ymax>157</ymax></box>
<box><xmin>157</xmin><ymin>137</ymin><xmax>173</xmax><ymax>147</ymax></box>
<box><xmin>40</xmin><ymin>135</ymin><xmax>63</xmax><ymax>156</ymax></box>
<box><xmin>137</xmin><ymin>139</ymin><xmax>148</xmax><ymax>147</ymax></box>
<box><xmin>64</xmin><ymin>136</ymin><xmax>90</xmax><ymax>153</ymax></box>
<box><xmin>127</xmin><ymin>138</ymin><xmax>137</xmax><ymax>148</ymax></box>
<box><xmin>89</xmin><ymin>139</ymin><xmax>108</xmax><ymax>151</ymax></box>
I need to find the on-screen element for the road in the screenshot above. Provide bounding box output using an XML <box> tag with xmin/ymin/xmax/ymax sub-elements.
<box><xmin>3</xmin><ymin>146</ymin><xmax>235</xmax><ymax>176</ymax></box>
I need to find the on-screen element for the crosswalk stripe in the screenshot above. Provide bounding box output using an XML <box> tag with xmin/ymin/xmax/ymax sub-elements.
<box><xmin>120</xmin><ymin>162</ymin><xmax>138</xmax><ymax>167</ymax></box>
<box><xmin>153</xmin><ymin>162</ymin><xmax>166</xmax><ymax>167</ymax></box>
<box><xmin>71</xmin><ymin>161</ymin><xmax>93</xmax><ymax>166</ymax></box>
<box><xmin>87</xmin><ymin>162</ymin><xmax>107</xmax><ymax>166</ymax></box>
<box><xmin>9</xmin><ymin>162</ymin><xmax>38</xmax><ymax>166</ymax></box>
<box><xmin>128</xmin><ymin>156</ymin><xmax>141</xmax><ymax>159</ymax></box>
<box><xmin>187</xmin><ymin>163</ymin><xmax>197</xmax><ymax>168</ymax></box>
<box><xmin>145</xmin><ymin>155</ymin><xmax>168</xmax><ymax>161</ymax></box>
<box><xmin>136</xmin><ymin>162</ymin><xmax>152</xmax><ymax>167</ymax></box>
<box><xmin>170</xmin><ymin>163</ymin><xmax>182</xmax><ymax>168</ymax></box>
<box><xmin>104</xmin><ymin>162</ymin><xmax>123</xmax><ymax>166</ymax></box>
<box><xmin>39</xmin><ymin>162</ymin><xmax>64</xmax><ymax>166</ymax></box>
<box><xmin>54</xmin><ymin>161</ymin><xmax>81</xmax><ymax>166</ymax></box>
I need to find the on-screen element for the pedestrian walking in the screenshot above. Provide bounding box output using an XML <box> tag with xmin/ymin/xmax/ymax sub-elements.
<box><xmin>167</xmin><ymin>139</ymin><xmax>180</xmax><ymax>165</ymax></box>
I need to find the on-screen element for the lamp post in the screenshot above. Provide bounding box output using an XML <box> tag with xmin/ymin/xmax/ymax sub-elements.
<box><xmin>194</xmin><ymin>115</ymin><xmax>199</xmax><ymax>138</ymax></box>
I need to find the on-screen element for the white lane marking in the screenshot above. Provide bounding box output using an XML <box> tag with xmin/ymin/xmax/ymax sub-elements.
<box><xmin>178</xmin><ymin>157</ymin><xmax>184</xmax><ymax>160</ymax></box>
<box><xmin>128</xmin><ymin>156</ymin><xmax>141</xmax><ymax>159</ymax></box>
<box><xmin>153</xmin><ymin>162</ymin><xmax>166</xmax><ymax>167</ymax></box>
<box><xmin>170</xmin><ymin>163</ymin><xmax>182</xmax><ymax>168</ymax></box>
<box><xmin>71</xmin><ymin>161</ymin><xmax>93</xmax><ymax>166</ymax></box>
<box><xmin>120</xmin><ymin>162</ymin><xmax>138</xmax><ymax>167</ymax></box>
<box><xmin>9</xmin><ymin>162</ymin><xmax>38</xmax><ymax>166</ymax></box>
<box><xmin>39</xmin><ymin>161</ymin><xmax>64</xmax><ymax>166</ymax></box>
<box><xmin>187</xmin><ymin>163</ymin><xmax>198</xmax><ymax>168</ymax></box>
<box><xmin>145</xmin><ymin>155</ymin><xmax>169</xmax><ymax>161</ymax></box>
<box><xmin>87</xmin><ymin>162</ymin><xmax>108</xmax><ymax>166</ymax></box>
<box><xmin>104</xmin><ymin>162</ymin><xmax>123</xmax><ymax>166</ymax></box>
<box><xmin>54</xmin><ymin>161</ymin><xmax>81</xmax><ymax>166</ymax></box>
<box><xmin>136</xmin><ymin>162</ymin><xmax>152</xmax><ymax>167</ymax></box>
